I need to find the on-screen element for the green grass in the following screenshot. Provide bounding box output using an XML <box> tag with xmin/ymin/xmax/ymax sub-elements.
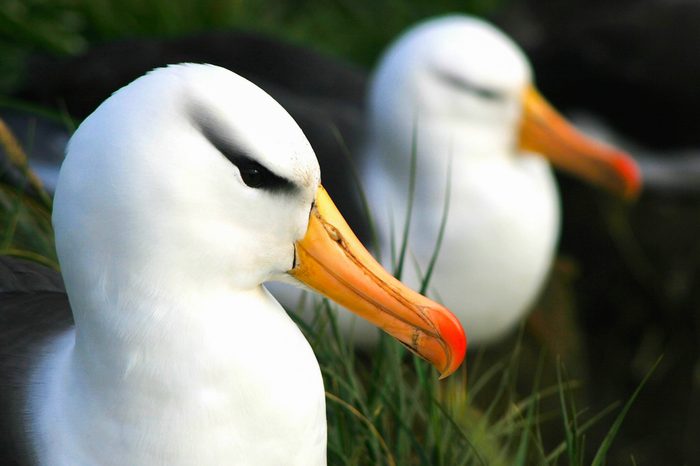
<box><xmin>290</xmin><ymin>293</ymin><xmax>659</xmax><ymax>465</ymax></box>
<box><xmin>0</xmin><ymin>118</ymin><xmax>56</xmax><ymax>266</ymax></box>
<box><xmin>0</xmin><ymin>183</ymin><xmax>56</xmax><ymax>268</ymax></box>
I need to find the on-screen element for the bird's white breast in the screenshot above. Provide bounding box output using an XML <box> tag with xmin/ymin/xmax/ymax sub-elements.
<box><xmin>28</xmin><ymin>287</ymin><xmax>327</xmax><ymax>466</ymax></box>
<box><xmin>418</xmin><ymin>154</ymin><xmax>559</xmax><ymax>343</ymax></box>
<box><xmin>364</xmin><ymin>144</ymin><xmax>560</xmax><ymax>344</ymax></box>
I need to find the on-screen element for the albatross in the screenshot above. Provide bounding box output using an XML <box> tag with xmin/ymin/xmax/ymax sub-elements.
<box><xmin>339</xmin><ymin>15</ymin><xmax>642</xmax><ymax>346</ymax></box>
<box><xmin>0</xmin><ymin>63</ymin><xmax>465</xmax><ymax>465</ymax></box>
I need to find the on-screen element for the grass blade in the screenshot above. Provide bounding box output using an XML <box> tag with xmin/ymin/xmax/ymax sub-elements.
<box><xmin>0</xmin><ymin>117</ymin><xmax>53</xmax><ymax>209</ymax></box>
<box><xmin>419</xmin><ymin>151</ymin><xmax>452</xmax><ymax>295</ymax></box>
<box><xmin>590</xmin><ymin>356</ymin><xmax>662</xmax><ymax>466</ymax></box>
<box><xmin>394</xmin><ymin>120</ymin><xmax>418</xmax><ymax>280</ymax></box>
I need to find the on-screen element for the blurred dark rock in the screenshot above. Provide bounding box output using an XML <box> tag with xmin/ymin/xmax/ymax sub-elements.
<box><xmin>17</xmin><ymin>30</ymin><xmax>367</xmax><ymax>122</ymax></box>
<box><xmin>495</xmin><ymin>0</ymin><xmax>700</xmax><ymax>149</ymax></box>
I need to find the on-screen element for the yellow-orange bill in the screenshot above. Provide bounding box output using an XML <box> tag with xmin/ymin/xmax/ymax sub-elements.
<box><xmin>518</xmin><ymin>85</ymin><xmax>642</xmax><ymax>199</ymax></box>
<box><xmin>289</xmin><ymin>185</ymin><xmax>466</xmax><ymax>379</ymax></box>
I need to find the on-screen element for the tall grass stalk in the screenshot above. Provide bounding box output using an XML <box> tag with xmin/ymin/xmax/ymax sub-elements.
<box><xmin>0</xmin><ymin>118</ymin><xmax>57</xmax><ymax>265</ymax></box>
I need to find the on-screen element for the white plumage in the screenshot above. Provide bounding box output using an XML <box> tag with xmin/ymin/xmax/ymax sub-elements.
<box><xmin>31</xmin><ymin>64</ymin><xmax>326</xmax><ymax>465</ymax></box>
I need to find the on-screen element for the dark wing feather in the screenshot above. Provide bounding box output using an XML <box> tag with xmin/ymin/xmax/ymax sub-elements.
<box><xmin>0</xmin><ymin>257</ymin><xmax>73</xmax><ymax>465</ymax></box>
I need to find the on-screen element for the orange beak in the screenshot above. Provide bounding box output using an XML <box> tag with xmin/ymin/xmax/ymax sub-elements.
<box><xmin>518</xmin><ymin>85</ymin><xmax>641</xmax><ymax>199</ymax></box>
<box><xmin>290</xmin><ymin>185</ymin><xmax>466</xmax><ymax>378</ymax></box>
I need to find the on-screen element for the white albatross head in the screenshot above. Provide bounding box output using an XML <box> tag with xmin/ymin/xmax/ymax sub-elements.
<box><xmin>369</xmin><ymin>15</ymin><xmax>641</xmax><ymax>198</ymax></box>
<box><xmin>370</xmin><ymin>16</ymin><xmax>529</xmax><ymax>158</ymax></box>
<box><xmin>54</xmin><ymin>63</ymin><xmax>320</xmax><ymax>291</ymax></box>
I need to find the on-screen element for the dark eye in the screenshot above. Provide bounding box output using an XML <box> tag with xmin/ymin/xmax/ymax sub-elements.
<box><xmin>191</xmin><ymin>104</ymin><xmax>297</xmax><ymax>193</ymax></box>
<box><xmin>240</xmin><ymin>165</ymin><xmax>263</xmax><ymax>188</ymax></box>
<box><xmin>233</xmin><ymin>159</ymin><xmax>294</xmax><ymax>192</ymax></box>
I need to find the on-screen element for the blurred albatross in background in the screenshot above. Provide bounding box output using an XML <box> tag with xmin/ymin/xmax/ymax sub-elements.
<box><xmin>0</xmin><ymin>64</ymin><xmax>465</xmax><ymax>465</ymax></box>
<box><xmin>345</xmin><ymin>15</ymin><xmax>640</xmax><ymax>345</ymax></box>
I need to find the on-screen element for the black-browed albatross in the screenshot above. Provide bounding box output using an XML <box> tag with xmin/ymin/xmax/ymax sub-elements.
<box><xmin>0</xmin><ymin>63</ymin><xmax>465</xmax><ymax>465</ymax></box>
<box><xmin>335</xmin><ymin>15</ymin><xmax>642</xmax><ymax>346</ymax></box>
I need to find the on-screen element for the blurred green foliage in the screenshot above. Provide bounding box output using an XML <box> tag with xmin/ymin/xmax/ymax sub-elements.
<box><xmin>0</xmin><ymin>0</ymin><xmax>506</xmax><ymax>92</ymax></box>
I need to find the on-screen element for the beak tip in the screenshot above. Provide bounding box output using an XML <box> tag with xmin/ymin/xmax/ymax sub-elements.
<box><xmin>611</xmin><ymin>150</ymin><xmax>643</xmax><ymax>201</ymax></box>
<box><xmin>432</xmin><ymin>305</ymin><xmax>467</xmax><ymax>378</ymax></box>
<box><xmin>613</xmin><ymin>152</ymin><xmax>643</xmax><ymax>200</ymax></box>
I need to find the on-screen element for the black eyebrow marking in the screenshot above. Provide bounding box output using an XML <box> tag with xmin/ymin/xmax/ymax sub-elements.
<box><xmin>189</xmin><ymin>102</ymin><xmax>297</xmax><ymax>194</ymax></box>
<box><xmin>435</xmin><ymin>70</ymin><xmax>505</xmax><ymax>101</ymax></box>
